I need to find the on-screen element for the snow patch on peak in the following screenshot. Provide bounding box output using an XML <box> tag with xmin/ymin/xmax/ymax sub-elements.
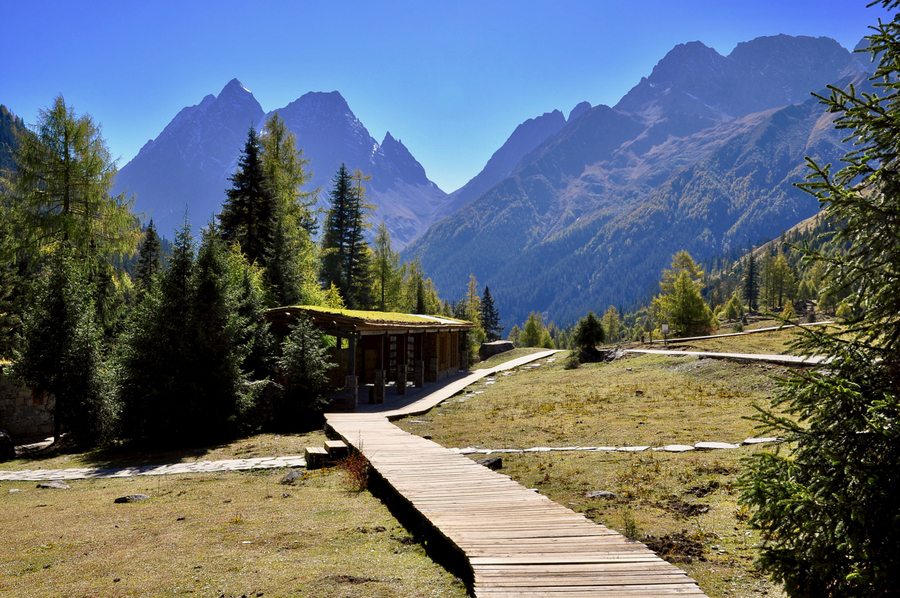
<box><xmin>222</xmin><ymin>78</ymin><xmax>251</xmax><ymax>95</ymax></box>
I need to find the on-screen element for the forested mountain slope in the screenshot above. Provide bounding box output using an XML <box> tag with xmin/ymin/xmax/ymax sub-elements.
<box><xmin>404</xmin><ymin>34</ymin><xmax>870</xmax><ymax>327</ymax></box>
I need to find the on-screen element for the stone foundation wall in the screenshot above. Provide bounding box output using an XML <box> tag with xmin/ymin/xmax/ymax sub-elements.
<box><xmin>0</xmin><ymin>366</ymin><xmax>54</xmax><ymax>439</ymax></box>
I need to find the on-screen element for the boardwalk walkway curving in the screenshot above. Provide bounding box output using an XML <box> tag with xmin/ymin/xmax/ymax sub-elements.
<box><xmin>626</xmin><ymin>348</ymin><xmax>830</xmax><ymax>367</ymax></box>
<box><xmin>326</xmin><ymin>351</ymin><xmax>709</xmax><ymax>597</ymax></box>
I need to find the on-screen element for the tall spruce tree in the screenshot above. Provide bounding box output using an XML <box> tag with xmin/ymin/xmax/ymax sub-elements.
<box><xmin>219</xmin><ymin>125</ymin><xmax>276</xmax><ymax>269</ymax></box>
<box><xmin>119</xmin><ymin>217</ymin><xmax>271</xmax><ymax>443</ymax></box>
<box><xmin>134</xmin><ymin>219</ymin><xmax>163</xmax><ymax>298</ymax></box>
<box><xmin>742</xmin><ymin>247</ymin><xmax>759</xmax><ymax>311</ymax></box>
<box><xmin>481</xmin><ymin>285</ymin><xmax>502</xmax><ymax>341</ymax></box>
<box><xmin>321</xmin><ymin>165</ymin><xmax>374</xmax><ymax>309</ymax></box>
<box><xmin>118</xmin><ymin>215</ymin><xmax>196</xmax><ymax>442</ymax></box>
<box><xmin>651</xmin><ymin>251</ymin><xmax>715</xmax><ymax>336</ymax></box>
<box><xmin>13</xmin><ymin>255</ymin><xmax>113</xmax><ymax>445</ymax></box>
<box><xmin>373</xmin><ymin>220</ymin><xmax>402</xmax><ymax>311</ymax></box>
<box><xmin>571</xmin><ymin>311</ymin><xmax>605</xmax><ymax>357</ymax></box>
<box><xmin>740</xmin><ymin>5</ymin><xmax>900</xmax><ymax>595</ymax></box>
<box><xmin>259</xmin><ymin>113</ymin><xmax>319</xmax><ymax>305</ymax></box>
<box><xmin>321</xmin><ymin>164</ymin><xmax>352</xmax><ymax>299</ymax></box>
<box><xmin>345</xmin><ymin>169</ymin><xmax>374</xmax><ymax>309</ymax></box>
<box><xmin>190</xmin><ymin>226</ymin><xmax>257</xmax><ymax>439</ymax></box>
<box><xmin>275</xmin><ymin>314</ymin><xmax>334</xmax><ymax>428</ymax></box>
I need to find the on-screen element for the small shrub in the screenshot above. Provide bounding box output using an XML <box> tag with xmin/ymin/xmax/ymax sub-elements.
<box><xmin>622</xmin><ymin>507</ymin><xmax>641</xmax><ymax>541</ymax></box>
<box><xmin>339</xmin><ymin>452</ymin><xmax>370</xmax><ymax>492</ymax></box>
<box><xmin>563</xmin><ymin>353</ymin><xmax>581</xmax><ymax>370</ymax></box>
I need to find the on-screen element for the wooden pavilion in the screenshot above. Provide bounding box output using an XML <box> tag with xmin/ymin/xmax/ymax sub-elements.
<box><xmin>266</xmin><ymin>306</ymin><xmax>473</xmax><ymax>409</ymax></box>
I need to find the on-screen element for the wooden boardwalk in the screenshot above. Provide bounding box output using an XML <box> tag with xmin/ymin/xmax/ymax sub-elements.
<box><xmin>626</xmin><ymin>348</ymin><xmax>830</xmax><ymax>367</ymax></box>
<box><xmin>327</xmin><ymin>387</ymin><xmax>708</xmax><ymax>596</ymax></box>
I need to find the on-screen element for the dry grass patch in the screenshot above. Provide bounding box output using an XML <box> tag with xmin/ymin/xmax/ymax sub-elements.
<box><xmin>496</xmin><ymin>448</ymin><xmax>784</xmax><ymax>598</ymax></box>
<box><xmin>0</xmin><ymin>467</ymin><xmax>468</xmax><ymax>598</ymax></box>
<box><xmin>669</xmin><ymin>324</ymin><xmax>836</xmax><ymax>356</ymax></box>
<box><xmin>399</xmin><ymin>353</ymin><xmax>782</xmax><ymax>449</ymax></box>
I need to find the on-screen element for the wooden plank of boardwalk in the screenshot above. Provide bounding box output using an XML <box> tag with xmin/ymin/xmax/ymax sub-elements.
<box><xmin>326</xmin><ymin>412</ymin><xmax>708</xmax><ymax>597</ymax></box>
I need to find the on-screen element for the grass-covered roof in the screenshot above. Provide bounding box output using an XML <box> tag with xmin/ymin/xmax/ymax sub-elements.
<box><xmin>266</xmin><ymin>305</ymin><xmax>473</xmax><ymax>333</ymax></box>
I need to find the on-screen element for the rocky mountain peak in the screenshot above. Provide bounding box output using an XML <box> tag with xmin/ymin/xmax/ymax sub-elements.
<box><xmin>615</xmin><ymin>34</ymin><xmax>867</xmax><ymax>122</ymax></box>
<box><xmin>380</xmin><ymin>132</ymin><xmax>430</xmax><ymax>188</ymax></box>
<box><xmin>568</xmin><ymin>101</ymin><xmax>592</xmax><ymax>123</ymax></box>
<box><xmin>114</xmin><ymin>81</ymin><xmax>447</xmax><ymax>250</ymax></box>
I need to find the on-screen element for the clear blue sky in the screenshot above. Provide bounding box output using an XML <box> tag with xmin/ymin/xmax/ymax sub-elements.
<box><xmin>1</xmin><ymin>0</ymin><xmax>891</xmax><ymax>193</ymax></box>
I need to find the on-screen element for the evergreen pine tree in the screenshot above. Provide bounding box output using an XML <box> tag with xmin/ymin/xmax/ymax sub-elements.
<box><xmin>219</xmin><ymin>125</ymin><xmax>276</xmax><ymax>269</ymax></box>
<box><xmin>119</xmin><ymin>214</ymin><xmax>196</xmax><ymax>442</ymax></box>
<box><xmin>481</xmin><ymin>285</ymin><xmax>503</xmax><ymax>341</ymax></box>
<box><xmin>13</xmin><ymin>255</ymin><xmax>113</xmax><ymax>445</ymax></box>
<box><xmin>321</xmin><ymin>166</ymin><xmax>374</xmax><ymax>309</ymax></box>
<box><xmin>135</xmin><ymin>219</ymin><xmax>163</xmax><ymax>297</ymax></box>
<box><xmin>372</xmin><ymin>221</ymin><xmax>401</xmax><ymax>311</ymax></box>
<box><xmin>740</xmin><ymin>7</ymin><xmax>900</xmax><ymax>594</ymax></box>
<box><xmin>742</xmin><ymin>247</ymin><xmax>759</xmax><ymax>311</ymax></box>
<box><xmin>275</xmin><ymin>315</ymin><xmax>334</xmax><ymax>428</ymax></box>
<box><xmin>345</xmin><ymin>169</ymin><xmax>374</xmax><ymax>309</ymax></box>
<box><xmin>571</xmin><ymin>311</ymin><xmax>605</xmax><ymax>357</ymax></box>
<box><xmin>652</xmin><ymin>252</ymin><xmax>715</xmax><ymax>336</ymax></box>
<box><xmin>259</xmin><ymin>113</ymin><xmax>319</xmax><ymax>305</ymax></box>
<box><xmin>119</xmin><ymin>217</ymin><xmax>271</xmax><ymax>444</ymax></box>
<box><xmin>321</xmin><ymin>164</ymin><xmax>353</xmax><ymax>300</ymax></box>
<box><xmin>415</xmin><ymin>278</ymin><xmax>426</xmax><ymax>315</ymax></box>
<box><xmin>190</xmin><ymin>226</ymin><xmax>256</xmax><ymax>440</ymax></box>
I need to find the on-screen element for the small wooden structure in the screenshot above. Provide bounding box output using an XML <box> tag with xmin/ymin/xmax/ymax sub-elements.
<box><xmin>266</xmin><ymin>306</ymin><xmax>473</xmax><ymax>409</ymax></box>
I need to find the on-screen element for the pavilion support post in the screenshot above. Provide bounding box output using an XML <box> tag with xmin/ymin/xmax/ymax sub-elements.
<box><xmin>414</xmin><ymin>333</ymin><xmax>425</xmax><ymax>388</ymax></box>
<box><xmin>425</xmin><ymin>332</ymin><xmax>438</xmax><ymax>383</ymax></box>
<box><xmin>397</xmin><ymin>334</ymin><xmax>408</xmax><ymax>395</ymax></box>
<box><xmin>459</xmin><ymin>331</ymin><xmax>469</xmax><ymax>371</ymax></box>
<box><xmin>373</xmin><ymin>335</ymin><xmax>386</xmax><ymax>404</ymax></box>
<box><xmin>345</xmin><ymin>334</ymin><xmax>358</xmax><ymax>410</ymax></box>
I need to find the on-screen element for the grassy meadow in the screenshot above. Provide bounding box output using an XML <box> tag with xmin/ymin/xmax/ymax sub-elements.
<box><xmin>0</xmin><ymin>326</ymin><xmax>809</xmax><ymax>597</ymax></box>
<box><xmin>396</xmin><ymin>329</ymin><xmax>805</xmax><ymax>598</ymax></box>
<box><xmin>0</xmin><ymin>434</ymin><xmax>467</xmax><ymax>598</ymax></box>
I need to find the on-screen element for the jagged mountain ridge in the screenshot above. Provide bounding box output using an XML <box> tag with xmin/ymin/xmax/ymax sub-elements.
<box><xmin>113</xmin><ymin>80</ymin><xmax>447</xmax><ymax>249</ymax></box>
<box><xmin>615</xmin><ymin>34</ymin><xmax>868</xmax><ymax>121</ymax></box>
<box><xmin>114</xmin><ymin>80</ymin><xmax>264</xmax><ymax>231</ymax></box>
<box><xmin>403</xmin><ymin>34</ymin><xmax>871</xmax><ymax>327</ymax></box>
<box><xmin>439</xmin><ymin>108</ymin><xmax>572</xmax><ymax>219</ymax></box>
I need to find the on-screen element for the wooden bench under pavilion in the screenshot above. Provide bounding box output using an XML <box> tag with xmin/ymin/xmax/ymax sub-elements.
<box><xmin>266</xmin><ymin>306</ymin><xmax>474</xmax><ymax>409</ymax></box>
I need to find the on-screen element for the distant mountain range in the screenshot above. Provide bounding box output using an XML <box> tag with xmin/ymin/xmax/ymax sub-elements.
<box><xmin>7</xmin><ymin>33</ymin><xmax>877</xmax><ymax>329</ymax></box>
<box><xmin>112</xmin><ymin>80</ymin><xmax>448</xmax><ymax>249</ymax></box>
<box><xmin>403</xmin><ymin>34</ymin><xmax>873</xmax><ymax>327</ymax></box>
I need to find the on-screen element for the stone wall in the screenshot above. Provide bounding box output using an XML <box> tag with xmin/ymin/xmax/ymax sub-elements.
<box><xmin>479</xmin><ymin>340</ymin><xmax>515</xmax><ymax>361</ymax></box>
<box><xmin>0</xmin><ymin>365</ymin><xmax>54</xmax><ymax>439</ymax></box>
